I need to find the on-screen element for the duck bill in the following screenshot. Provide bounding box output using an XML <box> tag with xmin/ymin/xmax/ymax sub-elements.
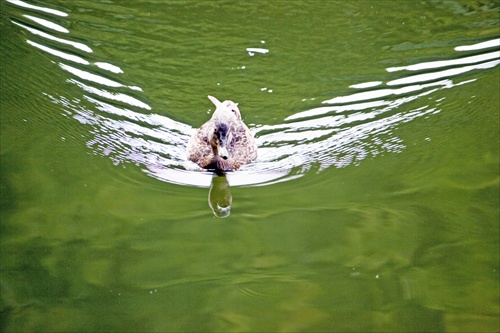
<box><xmin>217</xmin><ymin>143</ymin><xmax>229</xmax><ymax>160</ymax></box>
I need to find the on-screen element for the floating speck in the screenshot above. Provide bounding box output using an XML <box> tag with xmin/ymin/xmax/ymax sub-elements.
<box><xmin>246</xmin><ymin>48</ymin><xmax>269</xmax><ymax>55</ymax></box>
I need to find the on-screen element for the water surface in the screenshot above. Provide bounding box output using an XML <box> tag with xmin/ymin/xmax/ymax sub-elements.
<box><xmin>1</xmin><ymin>1</ymin><xmax>499</xmax><ymax>332</ymax></box>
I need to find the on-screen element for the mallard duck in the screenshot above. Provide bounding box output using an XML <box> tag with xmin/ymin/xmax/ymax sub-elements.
<box><xmin>187</xmin><ymin>95</ymin><xmax>257</xmax><ymax>172</ymax></box>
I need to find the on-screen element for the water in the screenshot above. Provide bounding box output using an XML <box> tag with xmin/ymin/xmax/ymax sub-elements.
<box><xmin>1</xmin><ymin>1</ymin><xmax>499</xmax><ymax>332</ymax></box>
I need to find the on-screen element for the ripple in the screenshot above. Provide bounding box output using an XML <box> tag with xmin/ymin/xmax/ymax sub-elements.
<box><xmin>454</xmin><ymin>38</ymin><xmax>500</xmax><ymax>52</ymax></box>
<box><xmin>23</xmin><ymin>14</ymin><xmax>69</xmax><ymax>33</ymax></box>
<box><xmin>26</xmin><ymin>40</ymin><xmax>89</xmax><ymax>65</ymax></box>
<box><xmin>8</xmin><ymin>1</ymin><xmax>500</xmax><ymax>188</ymax></box>
<box><xmin>12</xmin><ymin>21</ymin><xmax>92</xmax><ymax>52</ymax></box>
<box><xmin>6</xmin><ymin>0</ymin><xmax>68</xmax><ymax>17</ymax></box>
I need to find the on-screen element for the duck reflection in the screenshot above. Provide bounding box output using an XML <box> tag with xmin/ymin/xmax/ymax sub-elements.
<box><xmin>208</xmin><ymin>174</ymin><xmax>232</xmax><ymax>218</ymax></box>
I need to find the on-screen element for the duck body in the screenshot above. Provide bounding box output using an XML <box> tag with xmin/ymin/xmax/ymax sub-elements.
<box><xmin>187</xmin><ymin>96</ymin><xmax>257</xmax><ymax>172</ymax></box>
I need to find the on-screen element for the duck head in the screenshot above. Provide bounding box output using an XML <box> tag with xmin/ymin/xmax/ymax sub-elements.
<box><xmin>210</xmin><ymin>122</ymin><xmax>232</xmax><ymax>161</ymax></box>
<box><xmin>208</xmin><ymin>95</ymin><xmax>241</xmax><ymax>121</ymax></box>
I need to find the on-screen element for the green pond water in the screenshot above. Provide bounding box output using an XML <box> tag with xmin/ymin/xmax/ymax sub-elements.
<box><xmin>1</xmin><ymin>1</ymin><xmax>499</xmax><ymax>332</ymax></box>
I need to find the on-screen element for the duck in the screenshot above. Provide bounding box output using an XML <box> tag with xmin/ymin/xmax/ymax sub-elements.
<box><xmin>187</xmin><ymin>95</ymin><xmax>257</xmax><ymax>172</ymax></box>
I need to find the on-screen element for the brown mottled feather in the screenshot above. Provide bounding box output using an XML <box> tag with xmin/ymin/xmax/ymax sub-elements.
<box><xmin>187</xmin><ymin>96</ymin><xmax>257</xmax><ymax>171</ymax></box>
